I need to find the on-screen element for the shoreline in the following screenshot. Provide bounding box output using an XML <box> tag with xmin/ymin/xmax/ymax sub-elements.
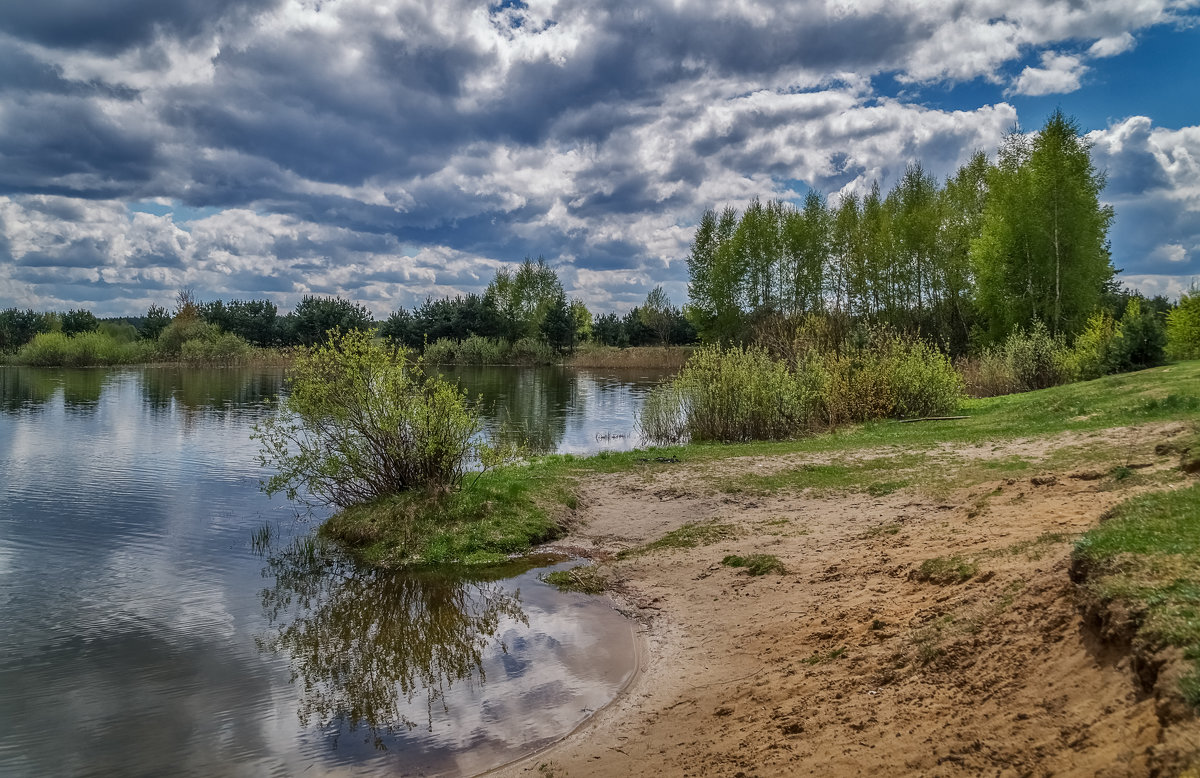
<box><xmin>487</xmin><ymin>421</ymin><xmax>1200</xmax><ymax>777</ymax></box>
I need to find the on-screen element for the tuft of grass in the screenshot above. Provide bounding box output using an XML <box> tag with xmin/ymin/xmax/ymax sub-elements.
<box><xmin>721</xmin><ymin>553</ymin><xmax>786</xmax><ymax>576</ymax></box>
<box><xmin>802</xmin><ymin>646</ymin><xmax>847</xmax><ymax>665</ymax></box>
<box><xmin>1074</xmin><ymin>482</ymin><xmax>1200</xmax><ymax>707</ymax></box>
<box><xmin>250</xmin><ymin>522</ymin><xmax>273</xmax><ymax>554</ymax></box>
<box><xmin>541</xmin><ymin>564</ymin><xmax>609</xmax><ymax>594</ymax></box>
<box><xmin>912</xmin><ymin>555</ymin><xmax>978</xmax><ymax>584</ymax></box>
<box><xmin>618</xmin><ymin>521</ymin><xmax>738</xmax><ymax>558</ymax></box>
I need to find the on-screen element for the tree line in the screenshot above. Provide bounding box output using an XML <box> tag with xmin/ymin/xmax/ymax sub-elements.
<box><xmin>685</xmin><ymin>111</ymin><xmax>1155</xmax><ymax>355</ymax></box>
<box><xmin>0</xmin><ymin>258</ymin><xmax>697</xmax><ymax>357</ymax></box>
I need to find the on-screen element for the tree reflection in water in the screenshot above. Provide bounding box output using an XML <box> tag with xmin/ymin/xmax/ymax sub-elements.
<box><xmin>259</xmin><ymin>538</ymin><xmax>529</xmax><ymax>749</ymax></box>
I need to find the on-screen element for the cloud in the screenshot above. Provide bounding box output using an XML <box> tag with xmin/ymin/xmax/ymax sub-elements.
<box><xmin>1089</xmin><ymin>117</ymin><xmax>1200</xmax><ymax>282</ymax></box>
<box><xmin>1089</xmin><ymin>32</ymin><xmax>1137</xmax><ymax>58</ymax></box>
<box><xmin>1010</xmin><ymin>52</ymin><xmax>1087</xmax><ymax>96</ymax></box>
<box><xmin>1</xmin><ymin>0</ymin><xmax>1198</xmax><ymax>313</ymax></box>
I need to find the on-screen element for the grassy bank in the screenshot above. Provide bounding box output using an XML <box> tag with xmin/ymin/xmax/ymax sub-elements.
<box><xmin>322</xmin><ymin>360</ymin><xmax>1200</xmax><ymax>567</ymax></box>
<box><xmin>1073</xmin><ymin>478</ymin><xmax>1200</xmax><ymax>706</ymax></box>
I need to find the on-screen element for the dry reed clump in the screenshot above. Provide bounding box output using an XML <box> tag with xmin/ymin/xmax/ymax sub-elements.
<box><xmin>567</xmin><ymin>344</ymin><xmax>694</xmax><ymax>370</ymax></box>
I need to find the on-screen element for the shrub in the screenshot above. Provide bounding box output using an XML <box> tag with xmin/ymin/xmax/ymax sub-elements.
<box><xmin>956</xmin><ymin>349</ymin><xmax>1019</xmax><ymax>398</ymax></box>
<box><xmin>1067</xmin><ymin>310</ymin><xmax>1117</xmax><ymax>381</ymax></box>
<box><xmin>13</xmin><ymin>331</ymin><xmax>151</xmax><ymax>366</ymax></box>
<box><xmin>456</xmin><ymin>335</ymin><xmax>507</xmax><ymax>364</ymax></box>
<box><xmin>672</xmin><ymin>344</ymin><xmax>813</xmax><ymax>442</ymax></box>
<box><xmin>254</xmin><ymin>330</ymin><xmax>510</xmax><ymax>507</ymax></box>
<box><xmin>180</xmin><ymin>332</ymin><xmax>252</xmax><ymax>363</ymax></box>
<box><xmin>509</xmin><ymin>337</ymin><xmax>557</xmax><ymax>365</ymax></box>
<box><xmin>157</xmin><ymin>319</ymin><xmax>222</xmax><ymax>357</ymax></box>
<box><xmin>1002</xmin><ymin>321</ymin><xmax>1072</xmax><ymax>391</ymax></box>
<box><xmin>1111</xmin><ymin>298</ymin><xmax>1166</xmax><ymax>372</ymax></box>
<box><xmin>422</xmin><ymin>338</ymin><xmax>458</xmax><ymax>364</ymax></box>
<box><xmin>1167</xmin><ymin>288</ymin><xmax>1200</xmax><ymax>360</ymax></box>
<box><xmin>887</xmin><ymin>339</ymin><xmax>964</xmax><ymax>418</ymax></box>
<box><xmin>637</xmin><ymin>382</ymin><xmax>687</xmax><ymax>444</ymax></box>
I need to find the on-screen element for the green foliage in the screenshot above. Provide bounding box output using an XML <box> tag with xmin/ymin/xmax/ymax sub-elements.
<box><xmin>485</xmin><ymin>256</ymin><xmax>565</xmax><ymax>342</ymax></box>
<box><xmin>1167</xmin><ymin>288</ymin><xmax>1200</xmax><ymax>360</ymax></box>
<box><xmin>139</xmin><ymin>305</ymin><xmax>172</xmax><ymax>340</ymax></box>
<box><xmin>1074</xmin><ymin>483</ymin><xmax>1200</xmax><ymax>706</ymax></box>
<box><xmin>179</xmin><ymin>331</ymin><xmax>252</xmax><ymax>363</ymax></box>
<box><xmin>1067</xmin><ymin>310</ymin><xmax>1117</xmax><ymax>380</ymax></box>
<box><xmin>0</xmin><ymin>308</ymin><xmax>55</xmax><ymax>351</ymax></box>
<box><xmin>288</xmin><ymin>295</ymin><xmax>374</xmax><ymax>346</ymax></box>
<box><xmin>1111</xmin><ymin>298</ymin><xmax>1166</xmax><ymax>372</ymax></box>
<box><xmin>913</xmin><ymin>555</ymin><xmax>978</xmax><ymax>584</ymax></box>
<box><xmin>13</xmin><ymin>331</ymin><xmax>152</xmax><ymax>366</ymax></box>
<box><xmin>1001</xmin><ymin>320</ymin><xmax>1072</xmax><ymax>391</ymax></box>
<box><xmin>673</xmin><ymin>344</ymin><xmax>815</xmax><ymax>442</ymax></box>
<box><xmin>637</xmin><ymin>382</ymin><xmax>687</xmax><ymax>444</ymax></box>
<box><xmin>98</xmin><ymin>321</ymin><xmax>139</xmax><ymax>343</ymax></box>
<box><xmin>157</xmin><ymin>318</ymin><xmax>223</xmax><ymax>357</ymax></box>
<box><xmin>973</xmin><ymin>111</ymin><xmax>1114</xmax><ymax>340</ymax></box>
<box><xmin>539</xmin><ymin>289</ymin><xmax>576</xmax><ymax>352</ymax></box>
<box><xmin>200</xmin><ymin>299</ymin><xmax>279</xmax><ymax>346</ymax></box>
<box><xmin>61</xmin><ymin>309</ymin><xmax>99</xmax><ymax>336</ymax></box>
<box><xmin>254</xmin><ymin>330</ymin><xmax>511</xmax><ymax>509</ymax></box>
<box><xmin>721</xmin><ymin>553</ymin><xmax>786</xmax><ymax>576</ymax></box>
<box><xmin>639</xmin><ymin>285</ymin><xmax>677</xmax><ymax>345</ymax></box>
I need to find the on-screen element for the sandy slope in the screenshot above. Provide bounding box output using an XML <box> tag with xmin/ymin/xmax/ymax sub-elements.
<box><xmin>489</xmin><ymin>424</ymin><xmax>1200</xmax><ymax>778</ymax></box>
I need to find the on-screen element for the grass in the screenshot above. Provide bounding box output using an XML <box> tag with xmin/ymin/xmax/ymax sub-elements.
<box><xmin>319</xmin><ymin>461</ymin><xmax>577</xmax><ymax>567</ymax></box>
<box><xmin>567</xmin><ymin>344</ymin><xmax>694</xmax><ymax>370</ymax></box>
<box><xmin>913</xmin><ymin>555</ymin><xmax>979</xmax><ymax>584</ymax></box>
<box><xmin>803</xmin><ymin>646</ymin><xmax>847</xmax><ymax>665</ymax></box>
<box><xmin>1073</xmin><ymin>482</ymin><xmax>1200</xmax><ymax>706</ymax></box>
<box><xmin>721</xmin><ymin>553</ymin><xmax>786</xmax><ymax>575</ymax></box>
<box><xmin>316</xmin><ymin>361</ymin><xmax>1200</xmax><ymax>568</ymax></box>
<box><xmin>617</xmin><ymin>521</ymin><xmax>738</xmax><ymax>558</ymax></box>
<box><xmin>541</xmin><ymin>564</ymin><xmax>609</xmax><ymax>594</ymax></box>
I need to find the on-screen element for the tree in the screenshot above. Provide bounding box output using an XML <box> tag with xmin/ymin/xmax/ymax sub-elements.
<box><xmin>139</xmin><ymin>305</ymin><xmax>172</xmax><ymax>341</ymax></box>
<box><xmin>639</xmin><ymin>286</ymin><xmax>676</xmax><ymax>345</ymax></box>
<box><xmin>0</xmin><ymin>308</ymin><xmax>53</xmax><ymax>351</ymax></box>
<box><xmin>972</xmin><ymin>112</ymin><xmax>1114</xmax><ymax>340</ymax></box>
<box><xmin>61</xmin><ymin>309</ymin><xmax>99</xmax><ymax>336</ymax></box>
<box><xmin>539</xmin><ymin>290</ymin><xmax>576</xmax><ymax>352</ymax></box>
<box><xmin>1167</xmin><ymin>288</ymin><xmax>1200</xmax><ymax>360</ymax></box>
<box><xmin>253</xmin><ymin>330</ymin><xmax>502</xmax><ymax>505</ymax></box>
<box><xmin>289</xmin><ymin>295</ymin><xmax>374</xmax><ymax>346</ymax></box>
<box><xmin>570</xmin><ymin>300</ymin><xmax>592</xmax><ymax>343</ymax></box>
<box><xmin>484</xmin><ymin>257</ymin><xmax>564</xmax><ymax>342</ymax></box>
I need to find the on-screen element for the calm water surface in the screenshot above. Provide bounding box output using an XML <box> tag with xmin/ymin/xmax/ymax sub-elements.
<box><xmin>0</xmin><ymin>365</ymin><xmax>670</xmax><ymax>777</ymax></box>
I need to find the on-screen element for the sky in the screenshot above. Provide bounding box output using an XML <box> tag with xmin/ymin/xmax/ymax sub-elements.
<box><xmin>1</xmin><ymin>0</ymin><xmax>1198</xmax><ymax>318</ymax></box>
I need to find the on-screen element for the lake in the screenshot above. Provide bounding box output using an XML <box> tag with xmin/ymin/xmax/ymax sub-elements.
<box><xmin>0</xmin><ymin>364</ymin><xmax>672</xmax><ymax>777</ymax></box>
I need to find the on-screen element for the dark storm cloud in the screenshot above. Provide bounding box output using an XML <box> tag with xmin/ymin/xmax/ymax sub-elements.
<box><xmin>0</xmin><ymin>0</ymin><xmax>281</xmax><ymax>53</ymax></box>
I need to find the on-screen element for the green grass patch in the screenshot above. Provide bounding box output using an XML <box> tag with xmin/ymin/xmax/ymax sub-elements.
<box><xmin>913</xmin><ymin>555</ymin><xmax>978</xmax><ymax>584</ymax></box>
<box><xmin>618</xmin><ymin>521</ymin><xmax>738</xmax><ymax>558</ymax></box>
<box><xmin>1074</xmin><ymin>482</ymin><xmax>1200</xmax><ymax>707</ymax></box>
<box><xmin>319</xmin><ymin>462</ymin><xmax>575</xmax><ymax>566</ymax></box>
<box><xmin>541</xmin><ymin>564</ymin><xmax>609</xmax><ymax>594</ymax></box>
<box><xmin>721</xmin><ymin>553</ymin><xmax>786</xmax><ymax>576</ymax></box>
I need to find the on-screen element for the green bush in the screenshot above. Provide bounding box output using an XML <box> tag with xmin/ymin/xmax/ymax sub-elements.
<box><xmin>1167</xmin><ymin>289</ymin><xmax>1200</xmax><ymax>361</ymax></box>
<box><xmin>456</xmin><ymin>335</ymin><xmax>507</xmax><ymax>364</ymax></box>
<box><xmin>1002</xmin><ymin>321</ymin><xmax>1072</xmax><ymax>391</ymax></box>
<box><xmin>180</xmin><ymin>332</ymin><xmax>251</xmax><ymax>363</ymax></box>
<box><xmin>887</xmin><ymin>339</ymin><xmax>964</xmax><ymax>418</ymax></box>
<box><xmin>254</xmin><ymin>329</ymin><xmax>511</xmax><ymax>507</ymax></box>
<box><xmin>672</xmin><ymin>344</ymin><xmax>814</xmax><ymax>442</ymax></box>
<box><xmin>13</xmin><ymin>331</ymin><xmax>151</xmax><ymax>366</ymax></box>
<box><xmin>1112</xmin><ymin>298</ymin><xmax>1166</xmax><ymax>372</ymax></box>
<box><xmin>1067</xmin><ymin>310</ymin><xmax>1117</xmax><ymax>380</ymax></box>
<box><xmin>421</xmin><ymin>338</ymin><xmax>458</xmax><ymax>364</ymax></box>
<box><xmin>956</xmin><ymin>348</ymin><xmax>1019</xmax><ymax>398</ymax></box>
<box><xmin>508</xmin><ymin>337</ymin><xmax>557</xmax><ymax>365</ymax></box>
<box><xmin>157</xmin><ymin>318</ymin><xmax>222</xmax><ymax>357</ymax></box>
